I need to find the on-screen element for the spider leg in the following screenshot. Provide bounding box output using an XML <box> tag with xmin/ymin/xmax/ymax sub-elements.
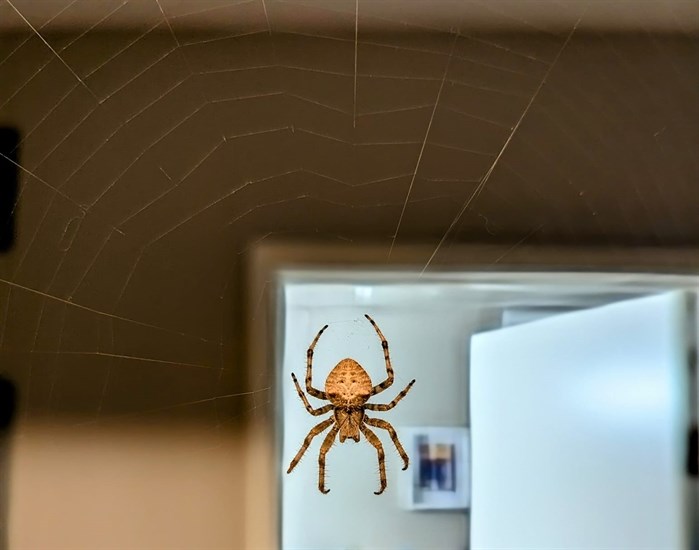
<box><xmin>306</xmin><ymin>324</ymin><xmax>328</xmax><ymax>399</ymax></box>
<box><xmin>318</xmin><ymin>424</ymin><xmax>340</xmax><ymax>494</ymax></box>
<box><xmin>365</xmin><ymin>379</ymin><xmax>415</xmax><ymax>411</ymax></box>
<box><xmin>360</xmin><ymin>424</ymin><xmax>387</xmax><ymax>495</ymax></box>
<box><xmin>365</xmin><ymin>416</ymin><xmax>409</xmax><ymax>470</ymax></box>
<box><xmin>291</xmin><ymin>373</ymin><xmax>333</xmax><ymax>416</ymax></box>
<box><xmin>287</xmin><ymin>417</ymin><xmax>334</xmax><ymax>475</ymax></box>
<box><xmin>365</xmin><ymin>314</ymin><xmax>394</xmax><ymax>396</ymax></box>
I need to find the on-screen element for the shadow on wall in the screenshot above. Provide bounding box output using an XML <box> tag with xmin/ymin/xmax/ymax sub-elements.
<box><xmin>0</xmin><ymin>127</ymin><xmax>19</xmax><ymax>252</ymax></box>
<box><xmin>0</xmin><ymin>375</ymin><xmax>17</xmax><ymax>550</ymax></box>
<box><xmin>0</xmin><ymin>126</ymin><xmax>18</xmax><ymax>549</ymax></box>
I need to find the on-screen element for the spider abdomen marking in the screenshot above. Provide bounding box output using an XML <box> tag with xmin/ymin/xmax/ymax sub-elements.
<box><xmin>325</xmin><ymin>358</ymin><xmax>373</xmax><ymax>406</ymax></box>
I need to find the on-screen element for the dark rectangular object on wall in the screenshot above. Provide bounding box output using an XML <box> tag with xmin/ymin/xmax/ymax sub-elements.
<box><xmin>0</xmin><ymin>127</ymin><xmax>19</xmax><ymax>252</ymax></box>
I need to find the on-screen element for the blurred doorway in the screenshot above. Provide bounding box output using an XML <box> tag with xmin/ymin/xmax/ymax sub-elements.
<box><xmin>274</xmin><ymin>271</ymin><xmax>698</xmax><ymax>549</ymax></box>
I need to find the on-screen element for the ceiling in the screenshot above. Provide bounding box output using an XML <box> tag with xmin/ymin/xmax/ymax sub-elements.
<box><xmin>1</xmin><ymin>0</ymin><xmax>698</xmax><ymax>32</ymax></box>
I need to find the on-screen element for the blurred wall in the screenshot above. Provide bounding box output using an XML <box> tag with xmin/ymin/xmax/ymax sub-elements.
<box><xmin>281</xmin><ymin>284</ymin><xmax>501</xmax><ymax>549</ymax></box>
<box><xmin>0</xmin><ymin>1</ymin><xmax>698</xmax><ymax>547</ymax></box>
<box><xmin>10</xmin><ymin>423</ymin><xmax>244</xmax><ymax>549</ymax></box>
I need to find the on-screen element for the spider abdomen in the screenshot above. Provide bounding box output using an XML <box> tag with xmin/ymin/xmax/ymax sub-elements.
<box><xmin>325</xmin><ymin>358</ymin><xmax>372</xmax><ymax>406</ymax></box>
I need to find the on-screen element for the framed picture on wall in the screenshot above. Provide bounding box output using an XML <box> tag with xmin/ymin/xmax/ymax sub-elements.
<box><xmin>399</xmin><ymin>427</ymin><xmax>470</xmax><ymax>511</ymax></box>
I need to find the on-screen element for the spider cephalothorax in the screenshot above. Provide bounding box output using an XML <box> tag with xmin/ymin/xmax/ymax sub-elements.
<box><xmin>287</xmin><ymin>314</ymin><xmax>415</xmax><ymax>495</ymax></box>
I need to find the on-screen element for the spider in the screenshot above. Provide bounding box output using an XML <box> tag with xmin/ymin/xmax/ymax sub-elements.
<box><xmin>287</xmin><ymin>314</ymin><xmax>415</xmax><ymax>495</ymax></box>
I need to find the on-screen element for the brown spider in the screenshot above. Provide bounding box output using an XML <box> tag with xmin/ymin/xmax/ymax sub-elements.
<box><xmin>287</xmin><ymin>314</ymin><xmax>415</xmax><ymax>495</ymax></box>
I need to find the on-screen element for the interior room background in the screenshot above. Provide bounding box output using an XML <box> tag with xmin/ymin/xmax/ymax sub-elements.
<box><xmin>0</xmin><ymin>0</ymin><xmax>697</xmax><ymax>547</ymax></box>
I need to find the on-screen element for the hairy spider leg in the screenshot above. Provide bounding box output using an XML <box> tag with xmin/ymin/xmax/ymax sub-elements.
<box><xmin>360</xmin><ymin>424</ymin><xmax>387</xmax><ymax>495</ymax></box>
<box><xmin>287</xmin><ymin>417</ymin><xmax>334</xmax><ymax>474</ymax></box>
<box><xmin>318</xmin><ymin>424</ymin><xmax>340</xmax><ymax>494</ymax></box>
<box><xmin>365</xmin><ymin>379</ymin><xmax>415</xmax><ymax>411</ymax></box>
<box><xmin>364</xmin><ymin>416</ymin><xmax>409</xmax><ymax>470</ymax></box>
<box><xmin>364</xmin><ymin>314</ymin><xmax>394</xmax><ymax>396</ymax></box>
<box><xmin>291</xmin><ymin>373</ymin><xmax>333</xmax><ymax>416</ymax></box>
<box><xmin>306</xmin><ymin>323</ymin><xmax>329</xmax><ymax>399</ymax></box>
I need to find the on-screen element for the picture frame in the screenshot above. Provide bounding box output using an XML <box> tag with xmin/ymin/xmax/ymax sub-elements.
<box><xmin>399</xmin><ymin>426</ymin><xmax>470</xmax><ymax>511</ymax></box>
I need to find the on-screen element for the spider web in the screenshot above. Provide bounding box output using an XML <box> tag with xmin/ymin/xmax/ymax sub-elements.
<box><xmin>0</xmin><ymin>0</ymin><xmax>698</xmax><ymax>545</ymax></box>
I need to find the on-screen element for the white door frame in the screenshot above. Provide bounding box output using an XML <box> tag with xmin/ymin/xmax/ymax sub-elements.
<box><xmin>243</xmin><ymin>241</ymin><xmax>699</xmax><ymax>549</ymax></box>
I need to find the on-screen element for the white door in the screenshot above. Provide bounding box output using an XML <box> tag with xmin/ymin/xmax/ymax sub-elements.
<box><xmin>470</xmin><ymin>292</ymin><xmax>692</xmax><ymax>549</ymax></box>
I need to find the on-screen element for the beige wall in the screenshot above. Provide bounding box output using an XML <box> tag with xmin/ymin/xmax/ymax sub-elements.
<box><xmin>9</xmin><ymin>422</ymin><xmax>244</xmax><ymax>549</ymax></box>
